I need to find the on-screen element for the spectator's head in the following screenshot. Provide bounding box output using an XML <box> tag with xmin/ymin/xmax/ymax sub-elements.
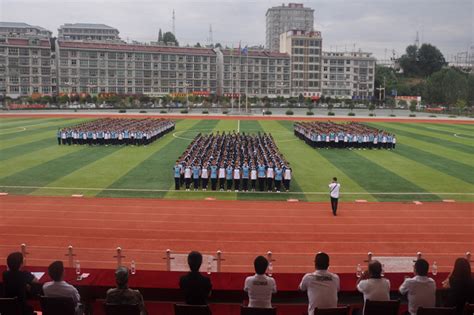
<box><xmin>7</xmin><ymin>252</ymin><xmax>24</xmax><ymax>272</ymax></box>
<box><xmin>48</xmin><ymin>261</ymin><xmax>65</xmax><ymax>282</ymax></box>
<box><xmin>368</xmin><ymin>260</ymin><xmax>383</xmax><ymax>279</ymax></box>
<box><xmin>187</xmin><ymin>251</ymin><xmax>203</xmax><ymax>272</ymax></box>
<box><xmin>414</xmin><ymin>259</ymin><xmax>429</xmax><ymax>276</ymax></box>
<box><xmin>333</xmin><ymin>177</ymin><xmax>337</xmax><ymax>182</ymax></box>
<box><xmin>449</xmin><ymin>257</ymin><xmax>472</xmax><ymax>284</ymax></box>
<box><xmin>115</xmin><ymin>266</ymin><xmax>129</xmax><ymax>289</ymax></box>
<box><xmin>254</xmin><ymin>256</ymin><xmax>269</xmax><ymax>275</ymax></box>
<box><xmin>315</xmin><ymin>252</ymin><xmax>330</xmax><ymax>270</ymax></box>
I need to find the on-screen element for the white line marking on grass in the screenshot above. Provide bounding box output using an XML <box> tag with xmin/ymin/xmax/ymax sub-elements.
<box><xmin>454</xmin><ymin>133</ymin><xmax>472</xmax><ymax>139</ymax></box>
<box><xmin>0</xmin><ymin>127</ymin><xmax>27</xmax><ymax>135</ymax></box>
<box><xmin>1</xmin><ymin>185</ymin><xmax>474</xmax><ymax>196</ymax></box>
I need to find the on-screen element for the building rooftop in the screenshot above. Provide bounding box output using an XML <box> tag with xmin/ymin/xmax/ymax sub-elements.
<box><xmin>2</xmin><ymin>37</ymin><xmax>52</xmax><ymax>47</ymax></box>
<box><xmin>59</xmin><ymin>23</ymin><xmax>117</xmax><ymax>30</ymax></box>
<box><xmin>58</xmin><ymin>40</ymin><xmax>217</xmax><ymax>55</ymax></box>
<box><xmin>322</xmin><ymin>51</ymin><xmax>374</xmax><ymax>58</ymax></box>
<box><xmin>221</xmin><ymin>49</ymin><xmax>289</xmax><ymax>58</ymax></box>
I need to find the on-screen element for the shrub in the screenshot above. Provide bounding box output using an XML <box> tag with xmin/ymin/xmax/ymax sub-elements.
<box><xmin>327</xmin><ymin>112</ymin><xmax>335</xmax><ymax>116</ymax></box>
<box><xmin>429</xmin><ymin>115</ymin><xmax>437</xmax><ymax>118</ymax></box>
<box><xmin>306</xmin><ymin>111</ymin><xmax>314</xmax><ymax>116</ymax></box>
<box><xmin>286</xmin><ymin>110</ymin><xmax>294</xmax><ymax>115</ymax></box>
<box><xmin>160</xmin><ymin>110</ymin><xmax>167</xmax><ymax>114</ymax></box>
<box><xmin>389</xmin><ymin>114</ymin><xmax>396</xmax><ymax>117</ymax></box>
<box><xmin>448</xmin><ymin>115</ymin><xmax>457</xmax><ymax>118</ymax></box>
<box><xmin>180</xmin><ymin>109</ymin><xmax>189</xmax><ymax>114</ymax></box>
<box><xmin>118</xmin><ymin>109</ymin><xmax>126</xmax><ymax>113</ymax></box>
<box><xmin>264</xmin><ymin>110</ymin><xmax>272</xmax><ymax>115</ymax></box>
<box><xmin>368</xmin><ymin>113</ymin><xmax>375</xmax><ymax>117</ymax></box>
<box><xmin>222</xmin><ymin>110</ymin><xmax>229</xmax><ymax>114</ymax></box>
<box><xmin>139</xmin><ymin>110</ymin><xmax>147</xmax><ymax>113</ymax></box>
<box><xmin>348</xmin><ymin>112</ymin><xmax>355</xmax><ymax>116</ymax></box>
<box><xmin>409</xmin><ymin>114</ymin><xmax>416</xmax><ymax>117</ymax></box>
<box><xmin>202</xmin><ymin>110</ymin><xmax>209</xmax><ymax>114</ymax></box>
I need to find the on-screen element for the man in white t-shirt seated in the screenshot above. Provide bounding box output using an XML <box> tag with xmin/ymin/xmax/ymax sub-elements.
<box><xmin>399</xmin><ymin>258</ymin><xmax>436</xmax><ymax>315</ymax></box>
<box><xmin>357</xmin><ymin>260</ymin><xmax>390</xmax><ymax>314</ymax></box>
<box><xmin>43</xmin><ymin>260</ymin><xmax>83</xmax><ymax>315</ymax></box>
<box><xmin>244</xmin><ymin>256</ymin><xmax>277</xmax><ymax>308</ymax></box>
<box><xmin>299</xmin><ymin>252</ymin><xmax>340</xmax><ymax>315</ymax></box>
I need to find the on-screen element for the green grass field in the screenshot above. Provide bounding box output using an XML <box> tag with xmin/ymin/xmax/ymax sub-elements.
<box><xmin>1</xmin><ymin>117</ymin><xmax>473</xmax><ymax>202</ymax></box>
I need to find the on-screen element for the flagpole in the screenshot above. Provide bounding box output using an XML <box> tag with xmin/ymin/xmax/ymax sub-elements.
<box><xmin>245</xmin><ymin>49</ymin><xmax>249</xmax><ymax>114</ymax></box>
<box><xmin>238</xmin><ymin>41</ymin><xmax>241</xmax><ymax>114</ymax></box>
<box><xmin>231</xmin><ymin>44</ymin><xmax>234</xmax><ymax>113</ymax></box>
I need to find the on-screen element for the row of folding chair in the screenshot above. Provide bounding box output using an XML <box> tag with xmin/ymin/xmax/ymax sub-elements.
<box><xmin>0</xmin><ymin>297</ymin><xmax>473</xmax><ymax>315</ymax></box>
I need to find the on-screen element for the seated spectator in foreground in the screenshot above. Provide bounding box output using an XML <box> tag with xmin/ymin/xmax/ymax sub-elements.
<box><xmin>179</xmin><ymin>251</ymin><xmax>212</xmax><ymax>305</ymax></box>
<box><xmin>299</xmin><ymin>252</ymin><xmax>340</xmax><ymax>315</ymax></box>
<box><xmin>106</xmin><ymin>267</ymin><xmax>147</xmax><ymax>315</ymax></box>
<box><xmin>399</xmin><ymin>258</ymin><xmax>436</xmax><ymax>315</ymax></box>
<box><xmin>442</xmin><ymin>257</ymin><xmax>474</xmax><ymax>314</ymax></box>
<box><xmin>42</xmin><ymin>261</ymin><xmax>82</xmax><ymax>315</ymax></box>
<box><xmin>357</xmin><ymin>260</ymin><xmax>390</xmax><ymax>313</ymax></box>
<box><xmin>2</xmin><ymin>252</ymin><xmax>38</xmax><ymax>315</ymax></box>
<box><xmin>244</xmin><ymin>256</ymin><xmax>277</xmax><ymax>308</ymax></box>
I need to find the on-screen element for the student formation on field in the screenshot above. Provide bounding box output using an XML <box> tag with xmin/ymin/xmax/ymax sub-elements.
<box><xmin>57</xmin><ymin>118</ymin><xmax>175</xmax><ymax>146</ymax></box>
<box><xmin>4</xmin><ymin>250</ymin><xmax>473</xmax><ymax>315</ymax></box>
<box><xmin>174</xmin><ymin>131</ymin><xmax>292</xmax><ymax>192</ymax></box>
<box><xmin>294</xmin><ymin>121</ymin><xmax>397</xmax><ymax>150</ymax></box>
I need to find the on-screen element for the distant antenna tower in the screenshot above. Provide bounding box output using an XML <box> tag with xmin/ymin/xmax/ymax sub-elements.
<box><xmin>415</xmin><ymin>31</ymin><xmax>420</xmax><ymax>48</ymax></box>
<box><xmin>172</xmin><ymin>9</ymin><xmax>176</xmax><ymax>35</ymax></box>
<box><xmin>208</xmin><ymin>24</ymin><xmax>213</xmax><ymax>46</ymax></box>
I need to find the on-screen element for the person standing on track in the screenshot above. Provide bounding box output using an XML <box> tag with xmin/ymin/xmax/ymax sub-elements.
<box><xmin>329</xmin><ymin>177</ymin><xmax>340</xmax><ymax>216</ymax></box>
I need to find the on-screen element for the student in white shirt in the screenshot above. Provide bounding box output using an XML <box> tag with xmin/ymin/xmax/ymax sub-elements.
<box><xmin>244</xmin><ymin>256</ymin><xmax>277</xmax><ymax>308</ymax></box>
<box><xmin>250</xmin><ymin>167</ymin><xmax>257</xmax><ymax>192</ymax></box>
<box><xmin>357</xmin><ymin>260</ymin><xmax>390</xmax><ymax>313</ymax></box>
<box><xmin>283</xmin><ymin>166</ymin><xmax>291</xmax><ymax>192</ymax></box>
<box><xmin>266</xmin><ymin>162</ymin><xmax>274</xmax><ymax>192</ymax></box>
<box><xmin>328</xmin><ymin>177</ymin><xmax>340</xmax><ymax>216</ymax></box>
<box><xmin>43</xmin><ymin>261</ymin><xmax>82</xmax><ymax>315</ymax></box>
<box><xmin>218</xmin><ymin>164</ymin><xmax>226</xmax><ymax>191</ymax></box>
<box><xmin>201</xmin><ymin>163</ymin><xmax>209</xmax><ymax>191</ymax></box>
<box><xmin>299</xmin><ymin>252</ymin><xmax>340</xmax><ymax>315</ymax></box>
<box><xmin>399</xmin><ymin>259</ymin><xmax>436</xmax><ymax>315</ymax></box>
<box><xmin>184</xmin><ymin>164</ymin><xmax>192</xmax><ymax>191</ymax></box>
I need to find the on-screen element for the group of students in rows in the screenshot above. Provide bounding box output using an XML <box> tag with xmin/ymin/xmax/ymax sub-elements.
<box><xmin>56</xmin><ymin>118</ymin><xmax>175</xmax><ymax>146</ymax></box>
<box><xmin>294</xmin><ymin>121</ymin><xmax>397</xmax><ymax>150</ymax></box>
<box><xmin>3</xmin><ymin>251</ymin><xmax>473</xmax><ymax>315</ymax></box>
<box><xmin>174</xmin><ymin>132</ymin><xmax>292</xmax><ymax>192</ymax></box>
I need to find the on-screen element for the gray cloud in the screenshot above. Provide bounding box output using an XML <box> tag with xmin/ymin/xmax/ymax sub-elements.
<box><xmin>1</xmin><ymin>0</ymin><xmax>471</xmax><ymax>59</ymax></box>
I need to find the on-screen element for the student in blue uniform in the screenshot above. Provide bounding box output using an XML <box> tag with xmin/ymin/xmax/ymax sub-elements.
<box><xmin>241</xmin><ymin>161</ymin><xmax>250</xmax><ymax>192</ymax></box>
<box><xmin>257</xmin><ymin>162</ymin><xmax>266</xmax><ymax>192</ymax></box>
<box><xmin>192</xmin><ymin>163</ymin><xmax>201</xmax><ymax>191</ymax></box>
<box><xmin>173</xmin><ymin>161</ymin><xmax>182</xmax><ymax>190</ymax></box>
<box><xmin>274</xmin><ymin>164</ymin><xmax>283</xmax><ymax>193</ymax></box>
<box><xmin>226</xmin><ymin>164</ymin><xmax>233</xmax><ymax>192</ymax></box>
<box><xmin>210</xmin><ymin>160</ymin><xmax>218</xmax><ymax>191</ymax></box>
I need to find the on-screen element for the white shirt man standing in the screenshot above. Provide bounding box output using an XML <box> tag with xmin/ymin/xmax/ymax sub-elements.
<box><xmin>299</xmin><ymin>252</ymin><xmax>340</xmax><ymax>315</ymax></box>
<box><xmin>399</xmin><ymin>259</ymin><xmax>436</xmax><ymax>315</ymax></box>
<box><xmin>328</xmin><ymin>177</ymin><xmax>340</xmax><ymax>216</ymax></box>
<box><xmin>244</xmin><ymin>256</ymin><xmax>277</xmax><ymax>309</ymax></box>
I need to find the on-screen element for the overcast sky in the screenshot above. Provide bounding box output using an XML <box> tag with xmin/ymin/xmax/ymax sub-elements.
<box><xmin>1</xmin><ymin>0</ymin><xmax>472</xmax><ymax>60</ymax></box>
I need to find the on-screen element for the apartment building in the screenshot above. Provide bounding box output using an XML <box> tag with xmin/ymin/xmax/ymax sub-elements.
<box><xmin>58</xmin><ymin>23</ymin><xmax>121</xmax><ymax>42</ymax></box>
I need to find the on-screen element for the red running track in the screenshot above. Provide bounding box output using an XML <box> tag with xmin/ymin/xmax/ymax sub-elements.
<box><xmin>0</xmin><ymin>195</ymin><xmax>472</xmax><ymax>273</ymax></box>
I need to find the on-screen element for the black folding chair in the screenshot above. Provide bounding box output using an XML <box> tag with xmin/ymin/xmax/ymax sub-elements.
<box><xmin>314</xmin><ymin>306</ymin><xmax>350</xmax><ymax>315</ymax></box>
<box><xmin>463</xmin><ymin>304</ymin><xmax>474</xmax><ymax>315</ymax></box>
<box><xmin>40</xmin><ymin>296</ymin><xmax>76</xmax><ymax>315</ymax></box>
<box><xmin>417</xmin><ymin>307</ymin><xmax>457</xmax><ymax>315</ymax></box>
<box><xmin>364</xmin><ymin>300</ymin><xmax>400</xmax><ymax>315</ymax></box>
<box><xmin>104</xmin><ymin>303</ymin><xmax>141</xmax><ymax>315</ymax></box>
<box><xmin>174</xmin><ymin>303</ymin><xmax>212</xmax><ymax>315</ymax></box>
<box><xmin>0</xmin><ymin>297</ymin><xmax>22</xmax><ymax>315</ymax></box>
<box><xmin>240</xmin><ymin>305</ymin><xmax>277</xmax><ymax>315</ymax></box>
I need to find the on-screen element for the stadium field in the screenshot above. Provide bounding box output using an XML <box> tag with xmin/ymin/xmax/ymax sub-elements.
<box><xmin>0</xmin><ymin>115</ymin><xmax>473</xmax><ymax>202</ymax></box>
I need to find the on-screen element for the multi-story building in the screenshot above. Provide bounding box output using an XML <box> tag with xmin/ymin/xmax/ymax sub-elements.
<box><xmin>266</xmin><ymin>3</ymin><xmax>314</xmax><ymax>52</ymax></box>
<box><xmin>321</xmin><ymin>51</ymin><xmax>376</xmax><ymax>99</ymax></box>
<box><xmin>0</xmin><ymin>22</ymin><xmax>52</xmax><ymax>38</ymax></box>
<box><xmin>58</xmin><ymin>23</ymin><xmax>121</xmax><ymax>42</ymax></box>
<box><xmin>56</xmin><ymin>41</ymin><xmax>218</xmax><ymax>96</ymax></box>
<box><xmin>216</xmin><ymin>49</ymin><xmax>291</xmax><ymax>98</ymax></box>
<box><xmin>279</xmin><ymin>30</ymin><xmax>322</xmax><ymax>98</ymax></box>
<box><xmin>0</xmin><ymin>36</ymin><xmax>53</xmax><ymax>98</ymax></box>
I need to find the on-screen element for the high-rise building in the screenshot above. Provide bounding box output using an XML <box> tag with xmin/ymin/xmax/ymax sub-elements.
<box><xmin>279</xmin><ymin>30</ymin><xmax>322</xmax><ymax>97</ymax></box>
<box><xmin>266</xmin><ymin>3</ymin><xmax>314</xmax><ymax>51</ymax></box>
<box><xmin>321</xmin><ymin>51</ymin><xmax>376</xmax><ymax>99</ymax></box>
<box><xmin>58</xmin><ymin>23</ymin><xmax>121</xmax><ymax>42</ymax></box>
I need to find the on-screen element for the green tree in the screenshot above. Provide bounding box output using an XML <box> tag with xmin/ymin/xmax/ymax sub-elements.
<box><xmin>374</xmin><ymin>65</ymin><xmax>398</xmax><ymax>99</ymax></box>
<box><xmin>368</xmin><ymin>103</ymin><xmax>376</xmax><ymax>113</ymax></box>
<box><xmin>348</xmin><ymin>102</ymin><xmax>355</xmax><ymax>113</ymax></box>
<box><xmin>398</xmin><ymin>100</ymin><xmax>408</xmax><ymax>108</ymax></box>
<box><xmin>385</xmin><ymin>97</ymin><xmax>395</xmax><ymax>113</ymax></box>
<box><xmin>409</xmin><ymin>100</ymin><xmax>417</xmax><ymax>113</ymax></box>
<box><xmin>214</xmin><ymin>43</ymin><xmax>222</xmax><ymax>49</ymax></box>
<box><xmin>327</xmin><ymin>103</ymin><xmax>334</xmax><ymax>113</ymax></box>
<box><xmin>424</xmin><ymin>68</ymin><xmax>468</xmax><ymax>107</ymax></box>
<box><xmin>194</xmin><ymin>42</ymin><xmax>201</xmax><ymax>48</ymax></box>
<box><xmin>417</xmin><ymin>43</ymin><xmax>446</xmax><ymax>76</ymax></box>
<box><xmin>455</xmin><ymin>99</ymin><xmax>467</xmax><ymax>115</ymax></box>
<box><xmin>58</xmin><ymin>95</ymin><xmax>69</xmax><ymax>104</ymax></box>
<box><xmin>163</xmin><ymin>32</ymin><xmax>178</xmax><ymax>46</ymax></box>
<box><xmin>468</xmin><ymin>74</ymin><xmax>474</xmax><ymax>107</ymax></box>
<box><xmin>399</xmin><ymin>45</ymin><xmax>419</xmax><ymax>76</ymax></box>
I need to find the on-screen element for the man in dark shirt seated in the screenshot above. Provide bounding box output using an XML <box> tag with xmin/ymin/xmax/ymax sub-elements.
<box><xmin>2</xmin><ymin>252</ymin><xmax>38</xmax><ymax>315</ymax></box>
<box><xmin>106</xmin><ymin>266</ymin><xmax>147</xmax><ymax>315</ymax></box>
<box><xmin>179</xmin><ymin>251</ymin><xmax>212</xmax><ymax>305</ymax></box>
